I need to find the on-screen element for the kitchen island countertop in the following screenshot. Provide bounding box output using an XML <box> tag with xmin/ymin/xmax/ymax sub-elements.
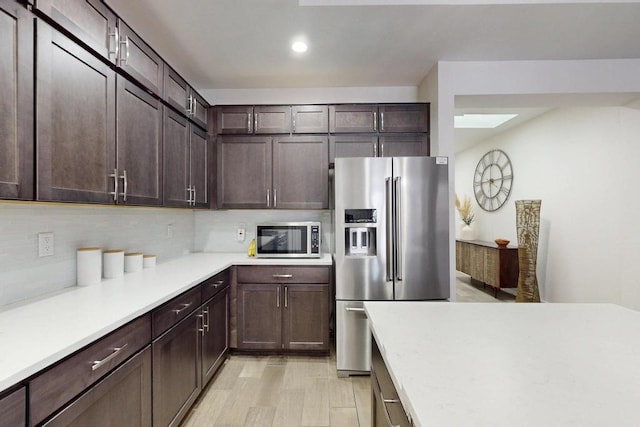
<box><xmin>0</xmin><ymin>252</ymin><xmax>332</xmax><ymax>391</ymax></box>
<box><xmin>365</xmin><ymin>301</ymin><xmax>640</xmax><ymax>427</ymax></box>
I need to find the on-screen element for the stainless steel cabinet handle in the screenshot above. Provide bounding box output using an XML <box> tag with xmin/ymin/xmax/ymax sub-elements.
<box><xmin>192</xmin><ymin>97</ymin><xmax>197</xmax><ymax>117</ymax></box>
<box><xmin>109</xmin><ymin>168</ymin><xmax>118</xmax><ymax>201</ymax></box>
<box><xmin>272</xmin><ymin>274</ymin><xmax>293</xmax><ymax>279</ymax></box>
<box><xmin>197</xmin><ymin>313</ymin><xmax>205</xmax><ymax>336</ymax></box>
<box><xmin>380</xmin><ymin>111</ymin><xmax>385</xmax><ymax>131</ymax></box>
<box><xmin>203</xmin><ymin>308</ymin><xmax>210</xmax><ymax>332</ymax></box>
<box><xmin>119</xmin><ymin>170</ymin><xmax>128</xmax><ymax>201</ymax></box>
<box><xmin>373</xmin><ymin>111</ymin><xmax>377</xmax><ymax>131</ymax></box>
<box><xmin>380</xmin><ymin>142</ymin><xmax>384</xmax><ymax>157</ymax></box>
<box><xmin>276</xmin><ymin>288</ymin><xmax>280</xmax><ymax>308</ymax></box>
<box><xmin>186</xmin><ymin>96</ymin><xmax>193</xmax><ymax>115</ymax></box>
<box><xmin>385</xmin><ymin>177</ymin><xmax>393</xmax><ymax>281</ymax></box>
<box><xmin>248</xmin><ymin>113</ymin><xmax>252</xmax><ymax>133</ymax></box>
<box><xmin>379</xmin><ymin>390</ymin><xmax>401</xmax><ymax>427</ymax></box>
<box><xmin>266</xmin><ymin>189</ymin><xmax>270</xmax><ymax>207</ymax></box>
<box><xmin>92</xmin><ymin>344</ymin><xmax>128</xmax><ymax>371</ymax></box>
<box><xmin>192</xmin><ymin>185</ymin><xmax>197</xmax><ymax>205</ymax></box>
<box><xmin>373</xmin><ymin>142</ymin><xmax>377</xmax><ymax>157</ymax></box>
<box><xmin>274</xmin><ymin>188</ymin><xmax>277</xmax><ymax>208</ymax></box>
<box><xmin>284</xmin><ymin>286</ymin><xmax>288</xmax><ymax>307</ymax></box>
<box><xmin>186</xmin><ymin>186</ymin><xmax>192</xmax><ymax>204</ymax></box>
<box><xmin>173</xmin><ymin>302</ymin><xmax>192</xmax><ymax>316</ymax></box>
<box><xmin>254</xmin><ymin>113</ymin><xmax>258</xmax><ymax>133</ymax></box>
<box><xmin>395</xmin><ymin>176</ymin><xmax>402</xmax><ymax>281</ymax></box>
<box><xmin>345</xmin><ymin>306</ymin><xmax>366</xmax><ymax>313</ymax></box>
<box><xmin>108</xmin><ymin>26</ymin><xmax>119</xmax><ymax>59</ymax></box>
<box><xmin>212</xmin><ymin>280</ymin><xmax>224</xmax><ymax>288</ymax></box>
<box><xmin>292</xmin><ymin>117</ymin><xmax>296</xmax><ymax>133</ymax></box>
<box><xmin>118</xmin><ymin>35</ymin><xmax>129</xmax><ymax>65</ymax></box>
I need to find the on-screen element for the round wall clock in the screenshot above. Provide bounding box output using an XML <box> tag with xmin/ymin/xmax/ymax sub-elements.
<box><xmin>473</xmin><ymin>149</ymin><xmax>513</xmax><ymax>212</ymax></box>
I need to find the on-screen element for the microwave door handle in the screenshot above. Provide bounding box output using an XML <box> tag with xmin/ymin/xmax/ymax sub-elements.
<box><xmin>385</xmin><ymin>177</ymin><xmax>393</xmax><ymax>282</ymax></box>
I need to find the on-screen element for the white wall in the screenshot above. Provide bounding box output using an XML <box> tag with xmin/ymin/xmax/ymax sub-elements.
<box><xmin>0</xmin><ymin>203</ymin><xmax>194</xmax><ymax>307</ymax></box>
<box><xmin>455</xmin><ymin>106</ymin><xmax>640</xmax><ymax>309</ymax></box>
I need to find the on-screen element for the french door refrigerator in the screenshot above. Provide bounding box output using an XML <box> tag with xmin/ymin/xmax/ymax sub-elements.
<box><xmin>334</xmin><ymin>156</ymin><xmax>449</xmax><ymax>376</ymax></box>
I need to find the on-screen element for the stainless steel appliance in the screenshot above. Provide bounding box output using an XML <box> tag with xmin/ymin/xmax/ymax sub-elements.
<box><xmin>255</xmin><ymin>222</ymin><xmax>321</xmax><ymax>258</ymax></box>
<box><xmin>335</xmin><ymin>157</ymin><xmax>449</xmax><ymax>376</ymax></box>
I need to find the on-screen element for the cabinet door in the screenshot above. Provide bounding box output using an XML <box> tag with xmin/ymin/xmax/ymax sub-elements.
<box><xmin>163</xmin><ymin>66</ymin><xmax>190</xmax><ymax>115</ymax></box>
<box><xmin>152</xmin><ymin>311</ymin><xmax>202</xmax><ymax>427</ymax></box>
<box><xmin>237</xmin><ymin>283</ymin><xmax>281</xmax><ymax>350</ymax></box>
<box><xmin>292</xmin><ymin>105</ymin><xmax>328</xmax><ymax>133</ymax></box>
<box><xmin>217</xmin><ymin>136</ymin><xmax>272</xmax><ymax>209</ymax></box>
<box><xmin>329</xmin><ymin>104</ymin><xmax>378</xmax><ymax>133</ymax></box>
<box><xmin>216</xmin><ymin>106</ymin><xmax>253</xmax><ymax>134</ymax></box>
<box><xmin>116</xmin><ymin>76</ymin><xmax>163</xmax><ymax>206</ymax></box>
<box><xmin>330</xmin><ymin>135</ymin><xmax>378</xmax><ymax>163</ymax></box>
<box><xmin>116</xmin><ymin>19</ymin><xmax>163</xmax><ymax>96</ymax></box>
<box><xmin>0</xmin><ymin>1</ymin><xmax>33</xmax><ymax>200</ymax></box>
<box><xmin>255</xmin><ymin>106</ymin><xmax>291</xmax><ymax>134</ymax></box>
<box><xmin>36</xmin><ymin>22</ymin><xmax>116</xmax><ymax>203</ymax></box>
<box><xmin>42</xmin><ymin>347</ymin><xmax>152</xmax><ymax>427</ymax></box>
<box><xmin>34</xmin><ymin>0</ymin><xmax>117</xmax><ymax>63</ymax></box>
<box><xmin>163</xmin><ymin>108</ymin><xmax>190</xmax><ymax>207</ymax></box>
<box><xmin>378</xmin><ymin>104</ymin><xmax>429</xmax><ymax>133</ymax></box>
<box><xmin>272</xmin><ymin>136</ymin><xmax>328</xmax><ymax>209</ymax></box>
<box><xmin>379</xmin><ymin>134</ymin><xmax>428</xmax><ymax>158</ymax></box>
<box><xmin>0</xmin><ymin>387</ymin><xmax>25</xmax><ymax>427</ymax></box>
<box><xmin>202</xmin><ymin>287</ymin><xmax>229</xmax><ymax>386</ymax></box>
<box><xmin>282</xmin><ymin>284</ymin><xmax>329</xmax><ymax>351</ymax></box>
<box><xmin>190</xmin><ymin>91</ymin><xmax>209</xmax><ymax>130</ymax></box>
<box><xmin>190</xmin><ymin>125</ymin><xmax>209</xmax><ymax>208</ymax></box>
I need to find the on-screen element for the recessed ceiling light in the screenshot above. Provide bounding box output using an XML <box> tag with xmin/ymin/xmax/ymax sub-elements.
<box><xmin>454</xmin><ymin>114</ymin><xmax>518</xmax><ymax>129</ymax></box>
<box><xmin>291</xmin><ymin>41</ymin><xmax>308</xmax><ymax>53</ymax></box>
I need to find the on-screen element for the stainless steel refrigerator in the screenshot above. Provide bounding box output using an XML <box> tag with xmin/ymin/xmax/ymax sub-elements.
<box><xmin>334</xmin><ymin>156</ymin><xmax>450</xmax><ymax>376</ymax></box>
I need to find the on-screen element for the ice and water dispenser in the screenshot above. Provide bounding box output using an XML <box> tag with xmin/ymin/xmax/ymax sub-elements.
<box><xmin>344</xmin><ymin>209</ymin><xmax>377</xmax><ymax>256</ymax></box>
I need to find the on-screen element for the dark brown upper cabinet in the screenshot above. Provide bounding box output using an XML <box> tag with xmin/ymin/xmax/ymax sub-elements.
<box><xmin>291</xmin><ymin>105</ymin><xmax>328</xmax><ymax>134</ymax></box>
<box><xmin>329</xmin><ymin>104</ymin><xmax>378</xmax><ymax>133</ymax></box>
<box><xmin>116</xmin><ymin>19</ymin><xmax>163</xmax><ymax>96</ymax></box>
<box><xmin>33</xmin><ymin>0</ymin><xmax>118</xmax><ymax>63</ymax></box>
<box><xmin>0</xmin><ymin>0</ymin><xmax>34</xmax><ymax>200</ymax></box>
<box><xmin>329</xmin><ymin>135</ymin><xmax>379</xmax><ymax>163</ymax></box>
<box><xmin>116</xmin><ymin>76</ymin><xmax>163</xmax><ymax>206</ymax></box>
<box><xmin>36</xmin><ymin>21</ymin><xmax>117</xmax><ymax>203</ymax></box>
<box><xmin>379</xmin><ymin>134</ymin><xmax>429</xmax><ymax>157</ymax></box>
<box><xmin>163</xmin><ymin>108</ymin><xmax>209</xmax><ymax>209</ymax></box>
<box><xmin>216</xmin><ymin>106</ymin><xmax>291</xmax><ymax>134</ymax></box>
<box><xmin>378</xmin><ymin>104</ymin><xmax>429</xmax><ymax>133</ymax></box>
<box><xmin>163</xmin><ymin>66</ymin><xmax>209</xmax><ymax>129</ymax></box>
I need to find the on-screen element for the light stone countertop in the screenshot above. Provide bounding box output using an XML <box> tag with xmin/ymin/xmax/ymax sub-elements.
<box><xmin>365</xmin><ymin>301</ymin><xmax>640</xmax><ymax>427</ymax></box>
<box><xmin>0</xmin><ymin>252</ymin><xmax>332</xmax><ymax>392</ymax></box>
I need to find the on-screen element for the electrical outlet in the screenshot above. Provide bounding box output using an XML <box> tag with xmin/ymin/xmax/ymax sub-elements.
<box><xmin>167</xmin><ymin>223</ymin><xmax>174</xmax><ymax>238</ymax></box>
<box><xmin>236</xmin><ymin>226</ymin><xmax>246</xmax><ymax>242</ymax></box>
<box><xmin>38</xmin><ymin>232</ymin><xmax>54</xmax><ymax>257</ymax></box>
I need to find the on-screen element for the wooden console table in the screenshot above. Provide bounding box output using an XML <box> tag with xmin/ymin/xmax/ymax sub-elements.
<box><xmin>456</xmin><ymin>240</ymin><xmax>519</xmax><ymax>297</ymax></box>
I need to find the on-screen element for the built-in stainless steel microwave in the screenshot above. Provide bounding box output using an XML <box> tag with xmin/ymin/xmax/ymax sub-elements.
<box><xmin>255</xmin><ymin>222</ymin><xmax>321</xmax><ymax>258</ymax></box>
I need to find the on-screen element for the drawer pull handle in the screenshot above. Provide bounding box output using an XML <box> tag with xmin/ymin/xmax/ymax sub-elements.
<box><xmin>212</xmin><ymin>280</ymin><xmax>225</xmax><ymax>288</ymax></box>
<box><xmin>92</xmin><ymin>344</ymin><xmax>128</xmax><ymax>371</ymax></box>
<box><xmin>173</xmin><ymin>302</ymin><xmax>192</xmax><ymax>316</ymax></box>
<box><xmin>380</xmin><ymin>390</ymin><xmax>401</xmax><ymax>427</ymax></box>
<box><xmin>345</xmin><ymin>307</ymin><xmax>366</xmax><ymax>313</ymax></box>
<box><xmin>272</xmin><ymin>274</ymin><xmax>293</xmax><ymax>279</ymax></box>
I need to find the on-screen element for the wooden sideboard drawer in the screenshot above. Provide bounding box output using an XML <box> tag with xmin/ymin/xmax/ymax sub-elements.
<box><xmin>152</xmin><ymin>286</ymin><xmax>201</xmax><ymax>339</ymax></box>
<box><xmin>29</xmin><ymin>314</ymin><xmax>151</xmax><ymax>425</ymax></box>
<box><xmin>237</xmin><ymin>265</ymin><xmax>330</xmax><ymax>284</ymax></box>
<box><xmin>201</xmin><ymin>268</ymin><xmax>230</xmax><ymax>302</ymax></box>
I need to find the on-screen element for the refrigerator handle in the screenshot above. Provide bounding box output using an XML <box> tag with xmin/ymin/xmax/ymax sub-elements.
<box><xmin>394</xmin><ymin>176</ymin><xmax>402</xmax><ymax>281</ymax></box>
<box><xmin>385</xmin><ymin>177</ymin><xmax>393</xmax><ymax>282</ymax></box>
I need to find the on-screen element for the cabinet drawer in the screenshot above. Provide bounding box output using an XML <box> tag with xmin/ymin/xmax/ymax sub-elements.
<box><xmin>30</xmin><ymin>314</ymin><xmax>151</xmax><ymax>426</ymax></box>
<box><xmin>152</xmin><ymin>287</ymin><xmax>201</xmax><ymax>339</ymax></box>
<box><xmin>0</xmin><ymin>386</ymin><xmax>25</xmax><ymax>427</ymax></box>
<box><xmin>237</xmin><ymin>266</ymin><xmax>329</xmax><ymax>284</ymax></box>
<box><xmin>201</xmin><ymin>269</ymin><xmax>230</xmax><ymax>302</ymax></box>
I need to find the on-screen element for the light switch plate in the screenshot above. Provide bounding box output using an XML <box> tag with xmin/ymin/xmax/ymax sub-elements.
<box><xmin>38</xmin><ymin>232</ymin><xmax>54</xmax><ymax>257</ymax></box>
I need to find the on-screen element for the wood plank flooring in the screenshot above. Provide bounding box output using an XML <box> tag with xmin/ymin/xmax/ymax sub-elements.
<box><xmin>183</xmin><ymin>272</ymin><xmax>513</xmax><ymax>427</ymax></box>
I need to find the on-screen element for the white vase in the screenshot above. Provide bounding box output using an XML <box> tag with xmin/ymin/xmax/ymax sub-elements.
<box><xmin>459</xmin><ymin>223</ymin><xmax>477</xmax><ymax>241</ymax></box>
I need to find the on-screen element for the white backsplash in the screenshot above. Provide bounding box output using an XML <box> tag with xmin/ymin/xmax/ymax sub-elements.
<box><xmin>194</xmin><ymin>209</ymin><xmax>334</xmax><ymax>254</ymax></box>
<box><xmin>0</xmin><ymin>202</ymin><xmax>194</xmax><ymax>307</ymax></box>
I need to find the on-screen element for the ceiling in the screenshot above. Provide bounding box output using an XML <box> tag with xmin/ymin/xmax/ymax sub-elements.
<box><xmin>105</xmin><ymin>0</ymin><xmax>640</xmax><ymax>149</ymax></box>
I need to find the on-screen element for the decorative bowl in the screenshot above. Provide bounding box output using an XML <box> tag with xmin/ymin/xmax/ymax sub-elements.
<box><xmin>494</xmin><ymin>238</ymin><xmax>510</xmax><ymax>248</ymax></box>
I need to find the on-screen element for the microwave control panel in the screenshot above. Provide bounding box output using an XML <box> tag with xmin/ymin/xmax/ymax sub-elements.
<box><xmin>311</xmin><ymin>225</ymin><xmax>320</xmax><ymax>254</ymax></box>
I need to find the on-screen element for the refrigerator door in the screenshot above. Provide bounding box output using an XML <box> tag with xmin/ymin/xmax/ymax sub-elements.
<box><xmin>336</xmin><ymin>300</ymin><xmax>371</xmax><ymax>375</ymax></box>
<box><xmin>335</xmin><ymin>157</ymin><xmax>393</xmax><ymax>301</ymax></box>
<box><xmin>393</xmin><ymin>157</ymin><xmax>450</xmax><ymax>300</ymax></box>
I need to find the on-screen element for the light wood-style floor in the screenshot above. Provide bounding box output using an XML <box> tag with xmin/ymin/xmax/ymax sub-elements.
<box><xmin>183</xmin><ymin>272</ymin><xmax>513</xmax><ymax>427</ymax></box>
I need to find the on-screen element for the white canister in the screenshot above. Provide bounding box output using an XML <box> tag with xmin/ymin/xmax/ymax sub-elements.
<box><xmin>124</xmin><ymin>252</ymin><xmax>143</xmax><ymax>273</ymax></box>
<box><xmin>143</xmin><ymin>254</ymin><xmax>156</xmax><ymax>268</ymax></box>
<box><xmin>103</xmin><ymin>249</ymin><xmax>125</xmax><ymax>279</ymax></box>
<box><xmin>77</xmin><ymin>247</ymin><xmax>102</xmax><ymax>286</ymax></box>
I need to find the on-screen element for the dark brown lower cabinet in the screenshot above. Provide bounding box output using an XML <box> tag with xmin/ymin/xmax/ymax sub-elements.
<box><xmin>371</xmin><ymin>338</ymin><xmax>411</xmax><ymax>427</ymax></box>
<box><xmin>202</xmin><ymin>286</ymin><xmax>230</xmax><ymax>385</ymax></box>
<box><xmin>0</xmin><ymin>386</ymin><xmax>25</xmax><ymax>427</ymax></box>
<box><xmin>237</xmin><ymin>280</ymin><xmax>330</xmax><ymax>352</ymax></box>
<box><xmin>152</xmin><ymin>310</ymin><xmax>202</xmax><ymax>427</ymax></box>
<box><xmin>42</xmin><ymin>347</ymin><xmax>152</xmax><ymax>427</ymax></box>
